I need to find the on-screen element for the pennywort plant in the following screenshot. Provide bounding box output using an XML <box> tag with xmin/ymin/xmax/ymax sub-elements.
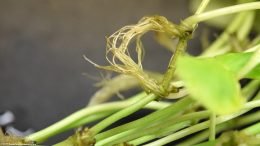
<box><xmin>1</xmin><ymin>0</ymin><xmax>259</xmax><ymax>146</ymax></box>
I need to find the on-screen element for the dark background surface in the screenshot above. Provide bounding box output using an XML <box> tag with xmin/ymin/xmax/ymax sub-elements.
<box><xmin>0</xmin><ymin>0</ymin><xmax>205</xmax><ymax>144</ymax></box>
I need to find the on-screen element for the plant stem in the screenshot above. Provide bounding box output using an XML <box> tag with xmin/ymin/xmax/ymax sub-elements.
<box><xmin>96</xmin><ymin>111</ymin><xmax>210</xmax><ymax>146</ymax></box>
<box><xmin>96</xmin><ymin>82</ymin><xmax>259</xmax><ymax>144</ymax></box>
<box><xmin>246</xmin><ymin>41</ymin><xmax>260</xmax><ymax>52</ymax></box>
<box><xmin>129</xmin><ymin>121</ymin><xmax>190</xmax><ymax>145</ymax></box>
<box><xmin>202</xmin><ymin>2</ymin><xmax>255</xmax><ymax>56</ymax></box>
<box><xmin>144</xmin><ymin>99</ymin><xmax>260</xmax><ymax>146</ymax></box>
<box><xmin>236</xmin><ymin>11</ymin><xmax>255</xmax><ymax>41</ymax></box>
<box><xmin>238</xmin><ymin>46</ymin><xmax>260</xmax><ymax>78</ymax></box>
<box><xmin>184</xmin><ymin>2</ymin><xmax>260</xmax><ymax>26</ymax></box>
<box><xmin>195</xmin><ymin>0</ymin><xmax>210</xmax><ymax>15</ymax></box>
<box><xmin>161</xmin><ymin>0</ymin><xmax>210</xmax><ymax>90</ymax></box>
<box><xmin>162</xmin><ymin>38</ymin><xmax>187</xmax><ymax>91</ymax></box>
<box><xmin>69</xmin><ymin>97</ymin><xmax>171</xmax><ymax>129</ymax></box>
<box><xmin>243</xmin><ymin>122</ymin><xmax>260</xmax><ymax>135</ymax></box>
<box><xmin>145</xmin><ymin>100</ymin><xmax>171</xmax><ymax>110</ymax></box>
<box><xmin>178</xmin><ymin>111</ymin><xmax>260</xmax><ymax>146</ymax></box>
<box><xmin>54</xmin><ymin>138</ymin><xmax>75</xmax><ymax>146</ymax></box>
<box><xmin>90</xmin><ymin>93</ymin><xmax>157</xmax><ymax>135</ymax></box>
<box><xmin>241</xmin><ymin>80</ymin><xmax>260</xmax><ymax>97</ymax></box>
<box><xmin>25</xmin><ymin>93</ymin><xmax>168</xmax><ymax>143</ymax></box>
<box><xmin>244</xmin><ymin>99</ymin><xmax>260</xmax><ymax>109</ymax></box>
<box><xmin>209</xmin><ymin>113</ymin><xmax>216</xmax><ymax>141</ymax></box>
<box><xmin>242</xmin><ymin>94</ymin><xmax>260</xmax><ymax>137</ymax></box>
<box><xmin>26</xmin><ymin>101</ymin><xmax>133</xmax><ymax>143</ymax></box>
<box><xmin>95</xmin><ymin>97</ymin><xmax>193</xmax><ymax>141</ymax></box>
<box><xmin>65</xmin><ymin>111</ymin><xmax>115</xmax><ymax>130</ymax></box>
<box><xmin>202</xmin><ymin>12</ymin><xmax>246</xmax><ymax>56</ymax></box>
<box><xmin>143</xmin><ymin>117</ymin><xmax>223</xmax><ymax>146</ymax></box>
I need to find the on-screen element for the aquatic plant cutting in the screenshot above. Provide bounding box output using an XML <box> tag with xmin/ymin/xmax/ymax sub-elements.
<box><xmin>1</xmin><ymin>0</ymin><xmax>260</xmax><ymax>145</ymax></box>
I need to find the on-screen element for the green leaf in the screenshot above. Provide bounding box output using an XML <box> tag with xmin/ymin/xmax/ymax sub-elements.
<box><xmin>213</xmin><ymin>52</ymin><xmax>260</xmax><ymax>79</ymax></box>
<box><xmin>194</xmin><ymin>141</ymin><xmax>217</xmax><ymax>146</ymax></box>
<box><xmin>176</xmin><ymin>55</ymin><xmax>244</xmax><ymax>115</ymax></box>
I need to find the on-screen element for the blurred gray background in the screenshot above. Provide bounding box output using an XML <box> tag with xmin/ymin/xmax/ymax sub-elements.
<box><xmin>0</xmin><ymin>0</ymin><xmax>204</xmax><ymax>144</ymax></box>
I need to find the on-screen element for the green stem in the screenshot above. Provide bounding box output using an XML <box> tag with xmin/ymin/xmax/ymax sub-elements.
<box><xmin>202</xmin><ymin>6</ymin><xmax>255</xmax><ymax>56</ymax></box>
<box><xmin>184</xmin><ymin>2</ymin><xmax>260</xmax><ymax>26</ymax></box>
<box><xmin>178</xmin><ymin>111</ymin><xmax>260</xmax><ymax>146</ymax></box>
<box><xmin>90</xmin><ymin>93</ymin><xmax>157</xmax><ymax>135</ymax></box>
<box><xmin>65</xmin><ymin>111</ymin><xmax>115</xmax><ymax>130</ymax></box>
<box><xmin>209</xmin><ymin>113</ymin><xmax>216</xmax><ymax>141</ymax></box>
<box><xmin>195</xmin><ymin>0</ymin><xmax>211</xmax><ymax>15</ymax></box>
<box><xmin>246</xmin><ymin>43</ymin><xmax>260</xmax><ymax>52</ymax></box>
<box><xmin>144</xmin><ymin>99</ymin><xmax>260</xmax><ymax>146</ymax></box>
<box><xmin>95</xmin><ymin>97</ymin><xmax>193</xmax><ymax>141</ymax></box>
<box><xmin>163</xmin><ymin>0</ymin><xmax>209</xmax><ymax>86</ymax></box>
<box><xmin>242</xmin><ymin>80</ymin><xmax>260</xmax><ymax>98</ymax></box>
<box><xmin>243</xmin><ymin>122</ymin><xmax>260</xmax><ymax>135</ymax></box>
<box><xmin>189</xmin><ymin>0</ymin><xmax>211</xmax><ymax>30</ymax></box>
<box><xmin>54</xmin><ymin>138</ymin><xmax>75</xmax><ymax>146</ymax></box>
<box><xmin>80</xmin><ymin>99</ymin><xmax>170</xmax><ymax>130</ymax></box>
<box><xmin>130</xmin><ymin>136</ymin><xmax>156</xmax><ymax>146</ymax></box>
<box><xmin>26</xmin><ymin>93</ymin><xmax>169</xmax><ymax>143</ymax></box>
<box><xmin>145</xmin><ymin>100</ymin><xmax>171</xmax><ymax>110</ymax></box>
<box><xmin>178</xmin><ymin>80</ymin><xmax>259</xmax><ymax>145</ymax></box>
<box><xmin>202</xmin><ymin>12</ymin><xmax>246</xmax><ymax>56</ymax></box>
<box><xmin>143</xmin><ymin>118</ymin><xmax>217</xmax><ymax>146</ymax></box>
<box><xmin>235</xmin><ymin>111</ymin><xmax>260</xmax><ymax>126</ymax></box>
<box><xmin>26</xmin><ymin>101</ymin><xmax>134</xmax><ymax>143</ymax></box>
<box><xmin>161</xmin><ymin>0</ymin><xmax>210</xmax><ymax>88</ymax></box>
<box><xmin>236</xmin><ymin>11</ymin><xmax>255</xmax><ymax>41</ymax></box>
<box><xmin>238</xmin><ymin>46</ymin><xmax>260</xmax><ymax>78</ymax></box>
<box><xmin>162</xmin><ymin>38</ymin><xmax>187</xmax><ymax>91</ymax></box>
<box><xmin>129</xmin><ymin>121</ymin><xmax>190</xmax><ymax>145</ymax></box>
<box><xmin>178</xmin><ymin>68</ymin><xmax>260</xmax><ymax>144</ymax></box>
<box><xmin>244</xmin><ymin>99</ymin><xmax>260</xmax><ymax>109</ymax></box>
<box><xmin>96</xmin><ymin>111</ymin><xmax>210</xmax><ymax>146</ymax></box>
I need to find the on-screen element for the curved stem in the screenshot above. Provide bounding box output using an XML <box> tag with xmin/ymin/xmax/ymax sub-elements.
<box><xmin>243</xmin><ymin>122</ymin><xmax>260</xmax><ymax>135</ymax></box>
<box><xmin>25</xmin><ymin>93</ymin><xmax>169</xmax><ymax>143</ymax></box>
<box><xmin>242</xmin><ymin>80</ymin><xmax>260</xmax><ymax>98</ymax></box>
<box><xmin>96</xmin><ymin>111</ymin><xmax>210</xmax><ymax>146</ymax></box>
<box><xmin>184</xmin><ymin>2</ymin><xmax>260</xmax><ymax>26</ymax></box>
<box><xmin>46</xmin><ymin>100</ymin><xmax>171</xmax><ymax>132</ymax></box>
<box><xmin>238</xmin><ymin>47</ymin><xmax>260</xmax><ymax>78</ymax></box>
<box><xmin>129</xmin><ymin>122</ymin><xmax>190</xmax><ymax>145</ymax></box>
<box><xmin>143</xmin><ymin>115</ymin><xmax>232</xmax><ymax>146</ymax></box>
<box><xmin>209</xmin><ymin>113</ymin><xmax>216</xmax><ymax>141</ymax></box>
<box><xmin>244</xmin><ymin>99</ymin><xmax>260</xmax><ymax>109</ymax></box>
<box><xmin>202</xmin><ymin>12</ymin><xmax>246</xmax><ymax>56</ymax></box>
<box><xmin>144</xmin><ymin>99</ymin><xmax>260</xmax><ymax>146</ymax></box>
<box><xmin>195</xmin><ymin>0</ymin><xmax>211</xmax><ymax>15</ymax></box>
<box><xmin>162</xmin><ymin>0</ymin><xmax>210</xmax><ymax>90</ymax></box>
<box><xmin>65</xmin><ymin>111</ymin><xmax>115</xmax><ymax>130</ymax></box>
<box><xmin>202</xmin><ymin>3</ymin><xmax>255</xmax><ymax>56</ymax></box>
<box><xmin>236</xmin><ymin>11</ymin><xmax>255</xmax><ymax>41</ymax></box>
<box><xmin>95</xmin><ymin>97</ymin><xmax>193</xmax><ymax>141</ymax></box>
<box><xmin>178</xmin><ymin>111</ymin><xmax>260</xmax><ymax>146</ymax></box>
<box><xmin>26</xmin><ymin>101</ymin><xmax>133</xmax><ymax>143</ymax></box>
<box><xmin>90</xmin><ymin>93</ymin><xmax>157</xmax><ymax>135</ymax></box>
<box><xmin>162</xmin><ymin>38</ymin><xmax>187</xmax><ymax>91</ymax></box>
